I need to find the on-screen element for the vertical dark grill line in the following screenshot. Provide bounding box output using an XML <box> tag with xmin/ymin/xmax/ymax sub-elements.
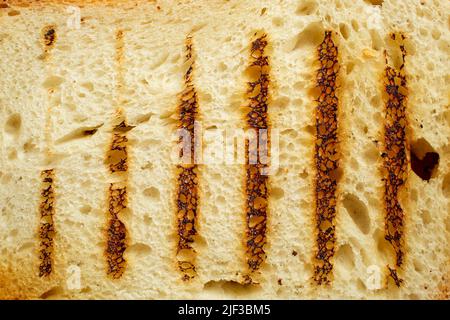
<box><xmin>313</xmin><ymin>31</ymin><xmax>340</xmax><ymax>285</ymax></box>
<box><xmin>106</xmin><ymin>182</ymin><xmax>128</xmax><ymax>279</ymax></box>
<box><xmin>176</xmin><ymin>36</ymin><xmax>199</xmax><ymax>281</ymax></box>
<box><xmin>244</xmin><ymin>33</ymin><xmax>270</xmax><ymax>276</ymax></box>
<box><xmin>382</xmin><ymin>33</ymin><xmax>408</xmax><ymax>287</ymax></box>
<box><xmin>38</xmin><ymin>169</ymin><xmax>56</xmax><ymax>277</ymax></box>
<box><xmin>104</xmin><ymin>30</ymin><xmax>129</xmax><ymax>279</ymax></box>
<box><xmin>38</xmin><ymin>26</ymin><xmax>57</xmax><ymax>277</ymax></box>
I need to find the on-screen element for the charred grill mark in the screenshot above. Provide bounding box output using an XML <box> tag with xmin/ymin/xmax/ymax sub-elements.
<box><xmin>106</xmin><ymin>123</ymin><xmax>129</xmax><ymax>173</ymax></box>
<box><xmin>38</xmin><ymin>25</ymin><xmax>58</xmax><ymax>277</ymax></box>
<box><xmin>106</xmin><ymin>183</ymin><xmax>128</xmax><ymax>279</ymax></box>
<box><xmin>176</xmin><ymin>36</ymin><xmax>199</xmax><ymax>281</ymax></box>
<box><xmin>104</xmin><ymin>30</ymin><xmax>130</xmax><ymax>279</ymax></box>
<box><xmin>244</xmin><ymin>33</ymin><xmax>270</xmax><ymax>274</ymax></box>
<box><xmin>38</xmin><ymin>169</ymin><xmax>56</xmax><ymax>277</ymax></box>
<box><xmin>382</xmin><ymin>33</ymin><xmax>408</xmax><ymax>287</ymax></box>
<box><xmin>313</xmin><ymin>31</ymin><xmax>340</xmax><ymax>285</ymax></box>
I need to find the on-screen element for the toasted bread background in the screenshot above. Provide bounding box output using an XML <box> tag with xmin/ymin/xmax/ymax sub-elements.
<box><xmin>0</xmin><ymin>0</ymin><xmax>448</xmax><ymax>299</ymax></box>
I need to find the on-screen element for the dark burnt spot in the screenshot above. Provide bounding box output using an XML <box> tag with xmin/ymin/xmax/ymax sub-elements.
<box><xmin>38</xmin><ymin>169</ymin><xmax>56</xmax><ymax>277</ymax></box>
<box><xmin>313</xmin><ymin>31</ymin><xmax>340</xmax><ymax>286</ymax></box>
<box><xmin>411</xmin><ymin>151</ymin><xmax>439</xmax><ymax>181</ymax></box>
<box><xmin>105</xmin><ymin>184</ymin><xmax>128</xmax><ymax>279</ymax></box>
<box><xmin>410</xmin><ymin>138</ymin><xmax>439</xmax><ymax>181</ymax></box>
<box><xmin>244</xmin><ymin>33</ymin><xmax>271</xmax><ymax>274</ymax></box>
<box><xmin>176</xmin><ymin>35</ymin><xmax>200</xmax><ymax>281</ymax></box>
<box><xmin>42</xmin><ymin>26</ymin><xmax>56</xmax><ymax>49</ymax></box>
<box><xmin>382</xmin><ymin>32</ymin><xmax>408</xmax><ymax>286</ymax></box>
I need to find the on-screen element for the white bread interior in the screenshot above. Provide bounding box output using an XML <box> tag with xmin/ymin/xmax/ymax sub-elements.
<box><xmin>0</xmin><ymin>0</ymin><xmax>448</xmax><ymax>299</ymax></box>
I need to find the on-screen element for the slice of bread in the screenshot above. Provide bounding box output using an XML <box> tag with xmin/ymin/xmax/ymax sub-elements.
<box><xmin>0</xmin><ymin>0</ymin><xmax>448</xmax><ymax>299</ymax></box>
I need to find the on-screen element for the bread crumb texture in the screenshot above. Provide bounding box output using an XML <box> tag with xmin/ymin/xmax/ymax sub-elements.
<box><xmin>0</xmin><ymin>0</ymin><xmax>448</xmax><ymax>299</ymax></box>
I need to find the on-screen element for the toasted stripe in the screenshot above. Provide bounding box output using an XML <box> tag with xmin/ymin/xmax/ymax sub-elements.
<box><xmin>382</xmin><ymin>33</ymin><xmax>408</xmax><ymax>287</ymax></box>
<box><xmin>244</xmin><ymin>33</ymin><xmax>271</xmax><ymax>276</ymax></box>
<box><xmin>175</xmin><ymin>35</ymin><xmax>200</xmax><ymax>281</ymax></box>
<box><xmin>104</xmin><ymin>30</ymin><xmax>130</xmax><ymax>279</ymax></box>
<box><xmin>313</xmin><ymin>31</ymin><xmax>340</xmax><ymax>285</ymax></box>
<box><xmin>106</xmin><ymin>183</ymin><xmax>128</xmax><ymax>278</ymax></box>
<box><xmin>38</xmin><ymin>169</ymin><xmax>56</xmax><ymax>277</ymax></box>
<box><xmin>38</xmin><ymin>26</ymin><xmax>58</xmax><ymax>277</ymax></box>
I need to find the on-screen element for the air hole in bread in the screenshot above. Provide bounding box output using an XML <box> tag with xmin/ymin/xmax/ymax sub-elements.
<box><xmin>414</xmin><ymin>259</ymin><xmax>426</xmax><ymax>273</ymax></box>
<box><xmin>410</xmin><ymin>138</ymin><xmax>439</xmax><ymax>181</ymax></box>
<box><xmin>370</xmin><ymin>30</ymin><xmax>383</xmax><ymax>51</ymax></box>
<box><xmin>18</xmin><ymin>241</ymin><xmax>34</xmax><ymax>252</ymax></box>
<box><xmin>5</xmin><ymin>113</ymin><xmax>21</xmax><ymax>136</ymax></box>
<box><xmin>421</xmin><ymin>209</ymin><xmax>431</xmax><ymax>225</ymax></box>
<box><xmin>410</xmin><ymin>188</ymin><xmax>418</xmax><ymax>202</ymax></box>
<box><xmin>272</xmin><ymin>17</ymin><xmax>284</xmax><ymax>27</ymax></box>
<box><xmin>292</xmin><ymin>22</ymin><xmax>324</xmax><ymax>51</ymax></box>
<box><xmin>81</xmin><ymin>82</ymin><xmax>94</xmax><ymax>91</ymax></box>
<box><xmin>303</xmin><ymin>124</ymin><xmax>315</xmax><ymax>136</ymax></box>
<box><xmin>177</xmin><ymin>248</ymin><xmax>195</xmax><ymax>262</ymax></box>
<box><xmin>357</xmin><ymin>278</ymin><xmax>366</xmax><ymax>290</ymax></box>
<box><xmin>335</xmin><ymin>244</ymin><xmax>355</xmax><ymax>268</ymax></box>
<box><xmin>8</xmin><ymin>10</ymin><xmax>20</xmax><ymax>16</ymax></box>
<box><xmin>23</xmin><ymin>140</ymin><xmax>37</xmax><ymax>153</ymax></box>
<box><xmin>150</xmin><ymin>52</ymin><xmax>169</xmax><ymax>70</ymax></box>
<box><xmin>143</xmin><ymin>186</ymin><xmax>160</xmax><ymax>199</ymax></box>
<box><xmin>339</xmin><ymin>23</ymin><xmax>350</xmax><ymax>40</ymax></box>
<box><xmin>351</xmin><ymin>20</ymin><xmax>359</xmax><ymax>32</ymax></box>
<box><xmin>374</xmin><ymin>228</ymin><xmax>391</xmax><ymax>260</ymax></box>
<box><xmin>126</xmin><ymin>242</ymin><xmax>152</xmax><ymax>256</ymax></box>
<box><xmin>80</xmin><ymin>205</ymin><xmax>92</xmax><ymax>214</ymax></box>
<box><xmin>39</xmin><ymin>286</ymin><xmax>64</xmax><ymax>299</ymax></box>
<box><xmin>295</xmin><ymin>0</ymin><xmax>318</xmax><ymax>15</ymax></box>
<box><xmin>55</xmin><ymin>124</ymin><xmax>102</xmax><ymax>144</ymax></box>
<box><xmin>203</xmin><ymin>280</ymin><xmax>261</xmax><ymax>296</ymax></box>
<box><xmin>343</xmin><ymin>193</ymin><xmax>371</xmax><ymax>234</ymax></box>
<box><xmin>346</xmin><ymin>61</ymin><xmax>355</xmax><ymax>75</ymax></box>
<box><xmin>431</xmin><ymin>29</ymin><xmax>441</xmax><ymax>40</ymax></box>
<box><xmin>42</xmin><ymin>75</ymin><xmax>64</xmax><ymax>90</ymax></box>
<box><xmin>364</xmin><ymin>0</ymin><xmax>384</xmax><ymax>5</ymax></box>
<box><xmin>363</xmin><ymin>144</ymin><xmax>379</xmax><ymax>164</ymax></box>
<box><xmin>7</xmin><ymin>149</ymin><xmax>17</xmax><ymax>160</ymax></box>
<box><xmin>273</xmin><ymin>96</ymin><xmax>290</xmax><ymax>109</ymax></box>
<box><xmin>134</xmin><ymin>112</ymin><xmax>153</xmax><ymax>124</ymax></box>
<box><xmin>419</xmin><ymin>28</ymin><xmax>428</xmax><ymax>37</ymax></box>
<box><xmin>442</xmin><ymin>172</ymin><xmax>450</xmax><ymax>197</ymax></box>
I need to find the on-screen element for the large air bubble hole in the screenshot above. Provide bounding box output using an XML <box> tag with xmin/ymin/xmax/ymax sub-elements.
<box><xmin>295</xmin><ymin>0</ymin><xmax>318</xmax><ymax>15</ymax></box>
<box><xmin>410</xmin><ymin>138</ymin><xmax>439</xmax><ymax>181</ymax></box>
<box><xmin>5</xmin><ymin>113</ymin><xmax>21</xmax><ymax>135</ymax></box>
<box><xmin>343</xmin><ymin>193</ymin><xmax>371</xmax><ymax>234</ymax></box>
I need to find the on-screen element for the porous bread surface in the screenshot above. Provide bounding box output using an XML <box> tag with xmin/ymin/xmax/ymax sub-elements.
<box><xmin>0</xmin><ymin>0</ymin><xmax>448</xmax><ymax>299</ymax></box>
